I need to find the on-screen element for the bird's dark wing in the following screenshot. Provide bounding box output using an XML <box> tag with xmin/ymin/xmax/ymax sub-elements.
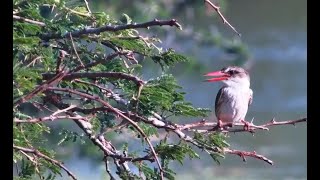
<box><xmin>248</xmin><ymin>89</ymin><xmax>253</xmax><ymax>107</ymax></box>
<box><xmin>215</xmin><ymin>87</ymin><xmax>225</xmax><ymax>116</ymax></box>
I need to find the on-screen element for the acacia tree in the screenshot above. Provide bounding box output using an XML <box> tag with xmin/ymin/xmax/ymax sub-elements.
<box><xmin>13</xmin><ymin>0</ymin><xmax>306</xmax><ymax>179</ymax></box>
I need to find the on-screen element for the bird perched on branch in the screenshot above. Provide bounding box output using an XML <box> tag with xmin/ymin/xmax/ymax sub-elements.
<box><xmin>204</xmin><ymin>66</ymin><xmax>253</xmax><ymax>130</ymax></box>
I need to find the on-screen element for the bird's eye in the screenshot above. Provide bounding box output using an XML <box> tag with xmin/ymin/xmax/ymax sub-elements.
<box><xmin>229</xmin><ymin>70</ymin><xmax>235</xmax><ymax>75</ymax></box>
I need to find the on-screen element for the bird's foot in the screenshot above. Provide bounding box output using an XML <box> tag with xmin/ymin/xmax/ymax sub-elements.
<box><xmin>211</xmin><ymin>120</ymin><xmax>232</xmax><ymax>131</ymax></box>
<box><xmin>241</xmin><ymin>120</ymin><xmax>251</xmax><ymax>131</ymax></box>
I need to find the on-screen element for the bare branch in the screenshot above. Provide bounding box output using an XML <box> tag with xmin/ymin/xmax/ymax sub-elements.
<box><xmin>13</xmin><ymin>145</ymin><xmax>77</xmax><ymax>180</ymax></box>
<box><xmin>263</xmin><ymin>117</ymin><xmax>307</xmax><ymax>127</ymax></box>
<box><xmin>105</xmin><ymin>159</ymin><xmax>116</xmax><ymax>180</ymax></box>
<box><xmin>40</xmin><ymin>19</ymin><xmax>182</xmax><ymax>40</ymax></box>
<box><xmin>204</xmin><ymin>0</ymin><xmax>241</xmax><ymax>36</ymax></box>
<box><xmin>13</xmin><ymin>15</ymin><xmax>46</xmax><ymax>26</ymax></box>
<box><xmin>224</xmin><ymin>148</ymin><xmax>273</xmax><ymax>165</ymax></box>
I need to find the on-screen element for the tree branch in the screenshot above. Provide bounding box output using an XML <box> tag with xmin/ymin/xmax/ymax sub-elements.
<box><xmin>40</xmin><ymin>19</ymin><xmax>182</xmax><ymax>40</ymax></box>
<box><xmin>224</xmin><ymin>148</ymin><xmax>273</xmax><ymax>165</ymax></box>
<box><xmin>13</xmin><ymin>115</ymin><xmax>88</xmax><ymax>123</ymax></box>
<box><xmin>13</xmin><ymin>145</ymin><xmax>77</xmax><ymax>180</ymax></box>
<box><xmin>105</xmin><ymin>159</ymin><xmax>116</xmax><ymax>180</ymax></box>
<box><xmin>204</xmin><ymin>0</ymin><xmax>241</xmax><ymax>36</ymax></box>
<box><xmin>42</xmin><ymin>72</ymin><xmax>146</xmax><ymax>86</ymax></box>
<box><xmin>13</xmin><ymin>15</ymin><xmax>46</xmax><ymax>27</ymax></box>
<box><xmin>178</xmin><ymin>118</ymin><xmax>307</xmax><ymax>134</ymax></box>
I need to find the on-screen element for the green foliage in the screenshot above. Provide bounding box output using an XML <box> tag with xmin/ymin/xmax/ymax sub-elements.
<box><xmin>138</xmin><ymin>122</ymin><xmax>159</xmax><ymax>138</ymax></box>
<box><xmin>156</xmin><ymin>141</ymin><xmax>200</xmax><ymax>165</ymax></box>
<box><xmin>57</xmin><ymin>129</ymin><xmax>86</xmax><ymax>145</ymax></box>
<box><xmin>194</xmin><ymin>132</ymin><xmax>229</xmax><ymax>165</ymax></box>
<box><xmin>151</xmin><ymin>49</ymin><xmax>190</xmax><ymax>69</ymax></box>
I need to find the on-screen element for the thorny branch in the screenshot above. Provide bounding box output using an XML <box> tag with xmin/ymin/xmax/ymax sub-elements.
<box><xmin>13</xmin><ymin>145</ymin><xmax>77</xmax><ymax>180</ymax></box>
<box><xmin>178</xmin><ymin>118</ymin><xmax>307</xmax><ymax>134</ymax></box>
<box><xmin>40</xmin><ymin>19</ymin><xmax>182</xmax><ymax>40</ymax></box>
<box><xmin>204</xmin><ymin>0</ymin><xmax>241</xmax><ymax>36</ymax></box>
<box><xmin>224</xmin><ymin>148</ymin><xmax>274</xmax><ymax>165</ymax></box>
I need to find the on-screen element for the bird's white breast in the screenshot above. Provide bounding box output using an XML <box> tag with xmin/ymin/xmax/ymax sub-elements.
<box><xmin>216</xmin><ymin>86</ymin><xmax>251</xmax><ymax>123</ymax></box>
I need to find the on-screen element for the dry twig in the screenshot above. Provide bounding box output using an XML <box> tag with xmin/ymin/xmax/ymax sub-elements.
<box><xmin>204</xmin><ymin>0</ymin><xmax>241</xmax><ymax>36</ymax></box>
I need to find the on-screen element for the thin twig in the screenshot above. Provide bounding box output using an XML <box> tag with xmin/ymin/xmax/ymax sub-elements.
<box><xmin>204</xmin><ymin>0</ymin><xmax>241</xmax><ymax>36</ymax></box>
<box><xmin>105</xmin><ymin>159</ymin><xmax>116</xmax><ymax>180</ymax></box>
<box><xmin>63</xmin><ymin>6</ymin><xmax>90</xmax><ymax>17</ymax></box>
<box><xmin>20</xmin><ymin>150</ymin><xmax>36</xmax><ymax>164</ymax></box>
<box><xmin>13</xmin><ymin>15</ymin><xmax>46</xmax><ymax>26</ymax></box>
<box><xmin>263</xmin><ymin>117</ymin><xmax>307</xmax><ymax>127</ymax></box>
<box><xmin>41</xmin><ymin>19</ymin><xmax>182</xmax><ymax>40</ymax></box>
<box><xmin>69</xmin><ymin>33</ymin><xmax>85</xmax><ymax>67</ymax></box>
<box><xmin>26</xmin><ymin>56</ymin><xmax>42</xmax><ymax>67</ymax></box>
<box><xmin>83</xmin><ymin>0</ymin><xmax>92</xmax><ymax>14</ymax></box>
<box><xmin>51</xmin><ymin>105</ymin><xmax>77</xmax><ymax>117</ymax></box>
<box><xmin>13</xmin><ymin>145</ymin><xmax>77</xmax><ymax>180</ymax></box>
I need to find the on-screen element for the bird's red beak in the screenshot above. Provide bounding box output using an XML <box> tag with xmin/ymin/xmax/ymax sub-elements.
<box><xmin>204</xmin><ymin>71</ymin><xmax>230</xmax><ymax>82</ymax></box>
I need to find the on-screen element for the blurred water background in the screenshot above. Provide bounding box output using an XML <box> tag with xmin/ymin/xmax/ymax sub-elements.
<box><xmin>29</xmin><ymin>0</ymin><xmax>306</xmax><ymax>179</ymax></box>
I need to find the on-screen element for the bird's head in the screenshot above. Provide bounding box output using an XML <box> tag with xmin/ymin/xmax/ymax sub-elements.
<box><xmin>204</xmin><ymin>66</ymin><xmax>250</xmax><ymax>88</ymax></box>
